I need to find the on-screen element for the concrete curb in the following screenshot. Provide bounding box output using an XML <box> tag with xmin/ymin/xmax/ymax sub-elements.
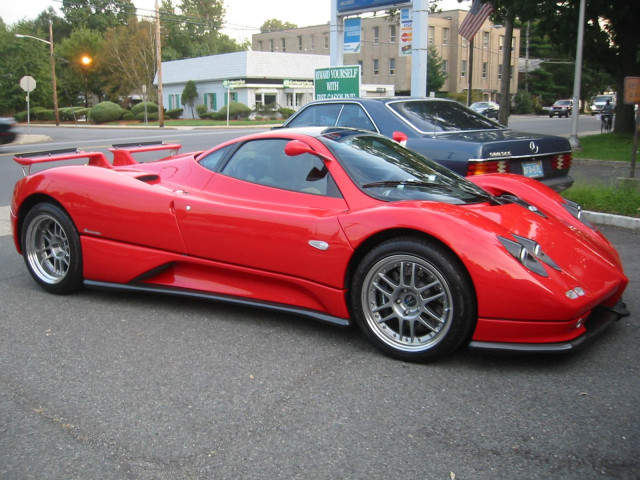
<box><xmin>583</xmin><ymin>211</ymin><xmax>640</xmax><ymax>230</ymax></box>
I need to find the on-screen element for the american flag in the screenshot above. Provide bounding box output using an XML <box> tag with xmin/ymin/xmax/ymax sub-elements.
<box><xmin>459</xmin><ymin>0</ymin><xmax>494</xmax><ymax>41</ymax></box>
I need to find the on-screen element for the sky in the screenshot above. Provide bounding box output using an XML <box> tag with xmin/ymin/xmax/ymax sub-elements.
<box><xmin>3</xmin><ymin>0</ymin><xmax>466</xmax><ymax>42</ymax></box>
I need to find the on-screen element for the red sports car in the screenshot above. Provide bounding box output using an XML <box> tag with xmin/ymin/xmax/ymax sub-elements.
<box><xmin>11</xmin><ymin>128</ymin><xmax>629</xmax><ymax>362</ymax></box>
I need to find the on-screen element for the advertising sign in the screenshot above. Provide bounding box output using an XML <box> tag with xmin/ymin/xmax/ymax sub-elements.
<box><xmin>315</xmin><ymin>66</ymin><xmax>361</xmax><ymax>100</ymax></box>
<box><xmin>343</xmin><ymin>17</ymin><xmax>362</xmax><ymax>54</ymax></box>
<box><xmin>399</xmin><ymin>8</ymin><xmax>412</xmax><ymax>57</ymax></box>
<box><xmin>337</xmin><ymin>0</ymin><xmax>410</xmax><ymax>14</ymax></box>
<box><xmin>623</xmin><ymin>76</ymin><xmax>640</xmax><ymax>105</ymax></box>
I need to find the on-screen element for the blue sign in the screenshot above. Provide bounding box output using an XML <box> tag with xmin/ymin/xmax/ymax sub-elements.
<box><xmin>343</xmin><ymin>17</ymin><xmax>361</xmax><ymax>53</ymax></box>
<box><xmin>337</xmin><ymin>0</ymin><xmax>410</xmax><ymax>14</ymax></box>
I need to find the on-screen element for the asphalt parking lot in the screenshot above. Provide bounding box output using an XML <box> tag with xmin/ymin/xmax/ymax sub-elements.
<box><xmin>1</xmin><ymin>223</ymin><xmax>639</xmax><ymax>480</ymax></box>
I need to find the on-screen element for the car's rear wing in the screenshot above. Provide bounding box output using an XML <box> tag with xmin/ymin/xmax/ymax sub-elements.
<box><xmin>14</xmin><ymin>142</ymin><xmax>182</xmax><ymax>176</ymax></box>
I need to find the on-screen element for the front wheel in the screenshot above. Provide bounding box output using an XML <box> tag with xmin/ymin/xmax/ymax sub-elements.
<box><xmin>21</xmin><ymin>203</ymin><xmax>83</xmax><ymax>294</ymax></box>
<box><xmin>351</xmin><ymin>238</ymin><xmax>477</xmax><ymax>362</ymax></box>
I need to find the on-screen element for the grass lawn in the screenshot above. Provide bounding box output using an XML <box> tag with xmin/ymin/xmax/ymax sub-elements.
<box><xmin>573</xmin><ymin>132</ymin><xmax>635</xmax><ymax>162</ymax></box>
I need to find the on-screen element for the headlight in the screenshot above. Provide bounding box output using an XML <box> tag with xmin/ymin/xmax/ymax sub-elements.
<box><xmin>498</xmin><ymin>235</ymin><xmax>561</xmax><ymax>277</ymax></box>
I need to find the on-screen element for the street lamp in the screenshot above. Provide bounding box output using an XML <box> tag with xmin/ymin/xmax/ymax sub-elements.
<box><xmin>15</xmin><ymin>20</ymin><xmax>60</xmax><ymax>126</ymax></box>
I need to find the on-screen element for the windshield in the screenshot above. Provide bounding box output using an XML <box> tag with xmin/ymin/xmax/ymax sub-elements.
<box><xmin>594</xmin><ymin>95</ymin><xmax>612</xmax><ymax>103</ymax></box>
<box><xmin>318</xmin><ymin>129</ymin><xmax>491</xmax><ymax>204</ymax></box>
<box><xmin>387</xmin><ymin>100</ymin><xmax>501</xmax><ymax>133</ymax></box>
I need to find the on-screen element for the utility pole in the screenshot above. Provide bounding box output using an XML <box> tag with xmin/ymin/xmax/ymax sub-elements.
<box><xmin>155</xmin><ymin>0</ymin><xmax>165</xmax><ymax>128</ymax></box>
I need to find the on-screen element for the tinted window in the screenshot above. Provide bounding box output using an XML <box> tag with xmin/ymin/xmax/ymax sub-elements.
<box><xmin>198</xmin><ymin>144</ymin><xmax>233</xmax><ymax>171</ymax></box>
<box><xmin>286</xmin><ymin>104</ymin><xmax>342</xmax><ymax>127</ymax></box>
<box><xmin>336</xmin><ymin>104</ymin><xmax>376</xmax><ymax>131</ymax></box>
<box><xmin>388</xmin><ymin>100</ymin><xmax>500</xmax><ymax>133</ymax></box>
<box><xmin>221</xmin><ymin>138</ymin><xmax>341</xmax><ymax>197</ymax></box>
<box><xmin>319</xmin><ymin>130</ymin><xmax>489</xmax><ymax>204</ymax></box>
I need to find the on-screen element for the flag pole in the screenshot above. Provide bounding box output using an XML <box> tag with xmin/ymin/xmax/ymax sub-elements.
<box><xmin>467</xmin><ymin>39</ymin><xmax>474</xmax><ymax>106</ymax></box>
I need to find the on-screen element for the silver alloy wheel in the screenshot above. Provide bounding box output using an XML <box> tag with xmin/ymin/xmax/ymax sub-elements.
<box><xmin>361</xmin><ymin>254</ymin><xmax>454</xmax><ymax>353</ymax></box>
<box><xmin>25</xmin><ymin>213</ymin><xmax>71</xmax><ymax>285</ymax></box>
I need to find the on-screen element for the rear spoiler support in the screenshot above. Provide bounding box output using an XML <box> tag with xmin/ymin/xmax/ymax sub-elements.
<box><xmin>14</xmin><ymin>142</ymin><xmax>182</xmax><ymax>176</ymax></box>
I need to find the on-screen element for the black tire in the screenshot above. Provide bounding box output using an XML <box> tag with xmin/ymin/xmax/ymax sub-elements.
<box><xmin>21</xmin><ymin>203</ymin><xmax>83</xmax><ymax>294</ymax></box>
<box><xmin>351</xmin><ymin>237</ymin><xmax>477</xmax><ymax>362</ymax></box>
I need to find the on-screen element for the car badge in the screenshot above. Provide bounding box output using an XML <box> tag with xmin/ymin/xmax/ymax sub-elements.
<box><xmin>529</xmin><ymin>141</ymin><xmax>539</xmax><ymax>154</ymax></box>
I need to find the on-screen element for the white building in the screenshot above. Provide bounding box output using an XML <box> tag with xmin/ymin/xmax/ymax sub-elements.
<box><xmin>155</xmin><ymin>50</ymin><xmax>331</xmax><ymax>118</ymax></box>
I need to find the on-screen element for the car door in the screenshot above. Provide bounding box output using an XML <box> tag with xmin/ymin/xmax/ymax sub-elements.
<box><xmin>173</xmin><ymin>138</ymin><xmax>353</xmax><ymax>289</ymax></box>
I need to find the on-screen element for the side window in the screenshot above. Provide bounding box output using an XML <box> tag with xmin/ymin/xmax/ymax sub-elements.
<box><xmin>286</xmin><ymin>104</ymin><xmax>342</xmax><ymax>127</ymax></box>
<box><xmin>221</xmin><ymin>139</ymin><xmax>341</xmax><ymax>197</ymax></box>
<box><xmin>198</xmin><ymin>144</ymin><xmax>233</xmax><ymax>171</ymax></box>
<box><xmin>336</xmin><ymin>104</ymin><xmax>376</xmax><ymax>131</ymax></box>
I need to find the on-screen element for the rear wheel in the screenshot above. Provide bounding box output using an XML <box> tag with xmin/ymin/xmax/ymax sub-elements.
<box><xmin>21</xmin><ymin>203</ymin><xmax>83</xmax><ymax>294</ymax></box>
<box><xmin>351</xmin><ymin>238</ymin><xmax>476</xmax><ymax>362</ymax></box>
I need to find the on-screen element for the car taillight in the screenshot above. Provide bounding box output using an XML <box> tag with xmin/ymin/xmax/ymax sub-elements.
<box><xmin>551</xmin><ymin>153</ymin><xmax>572</xmax><ymax>170</ymax></box>
<box><xmin>467</xmin><ymin>160</ymin><xmax>510</xmax><ymax>176</ymax></box>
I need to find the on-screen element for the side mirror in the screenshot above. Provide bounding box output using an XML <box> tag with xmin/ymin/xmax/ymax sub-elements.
<box><xmin>284</xmin><ymin>139</ymin><xmax>315</xmax><ymax>157</ymax></box>
<box><xmin>392</xmin><ymin>131</ymin><xmax>408</xmax><ymax>146</ymax></box>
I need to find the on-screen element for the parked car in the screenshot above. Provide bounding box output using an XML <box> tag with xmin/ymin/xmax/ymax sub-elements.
<box><xmin>590</xmin><ymin>94</ymin><xmax>616</xmax><ymax>116</ymax></box>
<box><xmin>11</xmin><ymin>129</ymin><xmax>628</xmax><ymax>362</ymax></box>
<box><xmin>280</xmin><ymin>98</ymin><xmax>573</xmax><ymax>192</ymax></box>
<box><xmin>549</xmin><ymin>99</ymin><xmax>573</xmax><ymax>118</ymax></box>
<box><xmin>0</xmin><ymin>117</ymin><xmax>17</xmax><ymax>145</ymax></box>
<box><xmin>469</xmin><ymin>101</ymin><xmax>499</xmax><ymax>119</ymax></box>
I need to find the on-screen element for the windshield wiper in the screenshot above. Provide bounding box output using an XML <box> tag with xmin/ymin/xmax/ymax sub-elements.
<box><xmin>362</xmin><ymin>180</ymin><xmax>453</xmax><ymax>192</ymax></box>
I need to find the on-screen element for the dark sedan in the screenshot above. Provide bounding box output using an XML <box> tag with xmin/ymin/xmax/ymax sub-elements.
<box><xmin>281</xmin><ymin>98</ymin><xmax>573</xmax><ymax>192</ymax></box>
<box><xmin>0</xmin><ymin>117</ymin><xmax>17</xmax><ymax>145</ymax></box>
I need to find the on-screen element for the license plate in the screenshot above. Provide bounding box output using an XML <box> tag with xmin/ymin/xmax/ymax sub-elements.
<box><xmin>522</xmin><ymin>161</ymin><xmax>543</xmax><ymax>178</ymax></box>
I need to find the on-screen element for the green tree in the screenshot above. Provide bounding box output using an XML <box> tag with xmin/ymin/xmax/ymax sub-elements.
<box><xmin>0</xmin><ymin>20</ymin><xmax>53</xmax><ymax>113</ymax></box>
<box><xmin>260</xmin><ymin>19</ymin><xmax>298</xmax><ymax>33</ymax></box>
<box><xmin>56</xmin><ymin>29</ymin><xmax>105</xmax><ymax>107</ymax></box>
<box><xmin>61</xmin><ymin>0</ymin><xmax>137</xmax><ymax>31</ymax></box>
<box><xmin>427</xmin><ymin>45</ymin><xmax>447</xmax><ymax>93</ymax></box>
<box><xmin>181</xmin><ymin>80</ymin><xmax>198</xmax><ymax>118</ymax></box>
<box><xmin>101</xmin><ymin>19</ymin><xmax>156</xmax><ymax>102</ymax></box>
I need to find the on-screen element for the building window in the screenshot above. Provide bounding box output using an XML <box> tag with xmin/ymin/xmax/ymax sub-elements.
<box><xmin>204</xmin><ymin>93</ymin><xmax>217</xmax><ymax>111</ymax></box>
<box><xmin>373</xmin><ymin>58</ymin><xmax>379</xmax><ymax>76</ymax></box>
<box><xmin>310</xmin><ymin>35</ymin><xmax>315</xmax><ymax>50</ymax></box>
<box><xmin>168</xmin><ymin>93</ymin><xmax>180</xmax><ymax>110</ymax></box>
<box><xmin>483</xmin><ymin>31</ymin><xmax>489</xmax><ymax>49</ymax></box>
<box><xmin>373</xmin><ymin>26</ymin><xmax>379</xmax><ymax>44</ymax></box>
<box><xmin>499</xmin><ymin>36</ymin><xmax>504</xmax><ymax>52</ymax></box>
<box><xmin>461</xmin><ymin>60</ymin><xmax>467</xmax><ymax>78</ymax></box>
<box><xmin>428</xmin><ymin>26</ymin><xmax>435</xmax><ymax>45</ymax></box>
<box><xmin>461</xmin><ymin>38</ymin><xmax>468</xmax><ymax>48</ymax></box>
<box><xmin>258</xmin><ymin>40</ymin><xmax>263</xmax><ymax>51</ymax></box>
<box><xmin>441</xmin><ymin>59</ymin><xmax>448</xmax><ymax>73</ymax></box>
<box><xmin>270</xmin><ymin>39</ymin><xmax>274</xmax><ymax>52</ymax></box>
<box><xmin>281</xmin><ymin>38</ymin><xmax>286</xmax><ymax>52</ymax></box>
<box><xmin>225</xmin><ymin>91</ymin><xmax>237</xmax><ymax>105</ymax></box>
<box><xmin>324</xmin><ymin>34</ymin><xmax>329</xmax><ymax>49</ymax></box>
<box><xmin>389</xmin><ymin>25</ymin><xmax>396</xmax><ymax>43</ymax></box>
<box><xmin>358</xmin><ymin>60</ymin><xmax>363</xmax><ymax>76</ymax></box>
<box><xmin>442</xmin><ymin>28</ymin><xmax>449</xmax><ymax>46</ymax></box>
<box><xmin>298</xmin><ymin>36</ymin><xmax>303</xmax><ymax>51</ymax></box>
<box><xmin>482</xmin><ymin>62</ymin><xmax>488</xmax><ymax>78</ymax></box>
<box><xmin>389</xmin><ymin>57</ymin><xmax>396</xmax><ymax>76</ymax></box>
<box><xmin>498</xmin><ymin>64</ymin><xmax>502</xmax><ymax>80</ymax></box>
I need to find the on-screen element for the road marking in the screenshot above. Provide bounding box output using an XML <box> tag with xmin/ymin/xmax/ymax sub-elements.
<box><xmin>1</xmin><ymin>206</ymin><xmax>11</xmax><ymax>237</ymax></box>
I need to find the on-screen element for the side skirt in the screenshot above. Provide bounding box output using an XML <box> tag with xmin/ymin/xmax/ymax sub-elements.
<box><xmin>84</xmin><ymin>280</ymin><xmax>351</xmax><ymax>327</ymax></box>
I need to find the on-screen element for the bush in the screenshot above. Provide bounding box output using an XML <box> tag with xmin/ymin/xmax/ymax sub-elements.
<box><xmin>90</xmin><ymin>101</ymin><xmax>124</xmax><ymax>124</ymax></box>
<box><xmin>59</xmin><ymin>107</ymin><xmax>86</xmax><ymax>121</ymax></box>
<box><xmin>131</xmin><ymin>102</ymin><xmax>158</xmax><ymax>116</ymax></box>
<box><xmin>514</xmin><ymin>91</ymin><xmax>534</xmax><ymax>114</ymax></box>
<box><xmin>166</xmin><ymin>108</ymin><xmax>183</xmax><ymax>119</ymax></box>
<box><xmin>196</xmin><ymin>104</ymin><xmax>207</xmax><ymax>117</ymax></box>
<box><xmin>214</xmin><ymin>102</ymin><xmax>251</xmax><ymax>120</ymax></box>
<box><xmin>278</xmin><ymin>107</ymin><xmax>295</xmax><ymax>119</ymax></box>
<box><xmin>31</xmin><ymin>107</ymin><xmax>55</xmax><ymax>121</ymax></box>
<box><xmin>14</xmin><ymin>111</ymin><xmax>28</xmax><ymax>122</ymax></box>
<box><xmin>122</xmin><ymin>111</ymin><xmax>134</xmax><ymax>121</ymax></box>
